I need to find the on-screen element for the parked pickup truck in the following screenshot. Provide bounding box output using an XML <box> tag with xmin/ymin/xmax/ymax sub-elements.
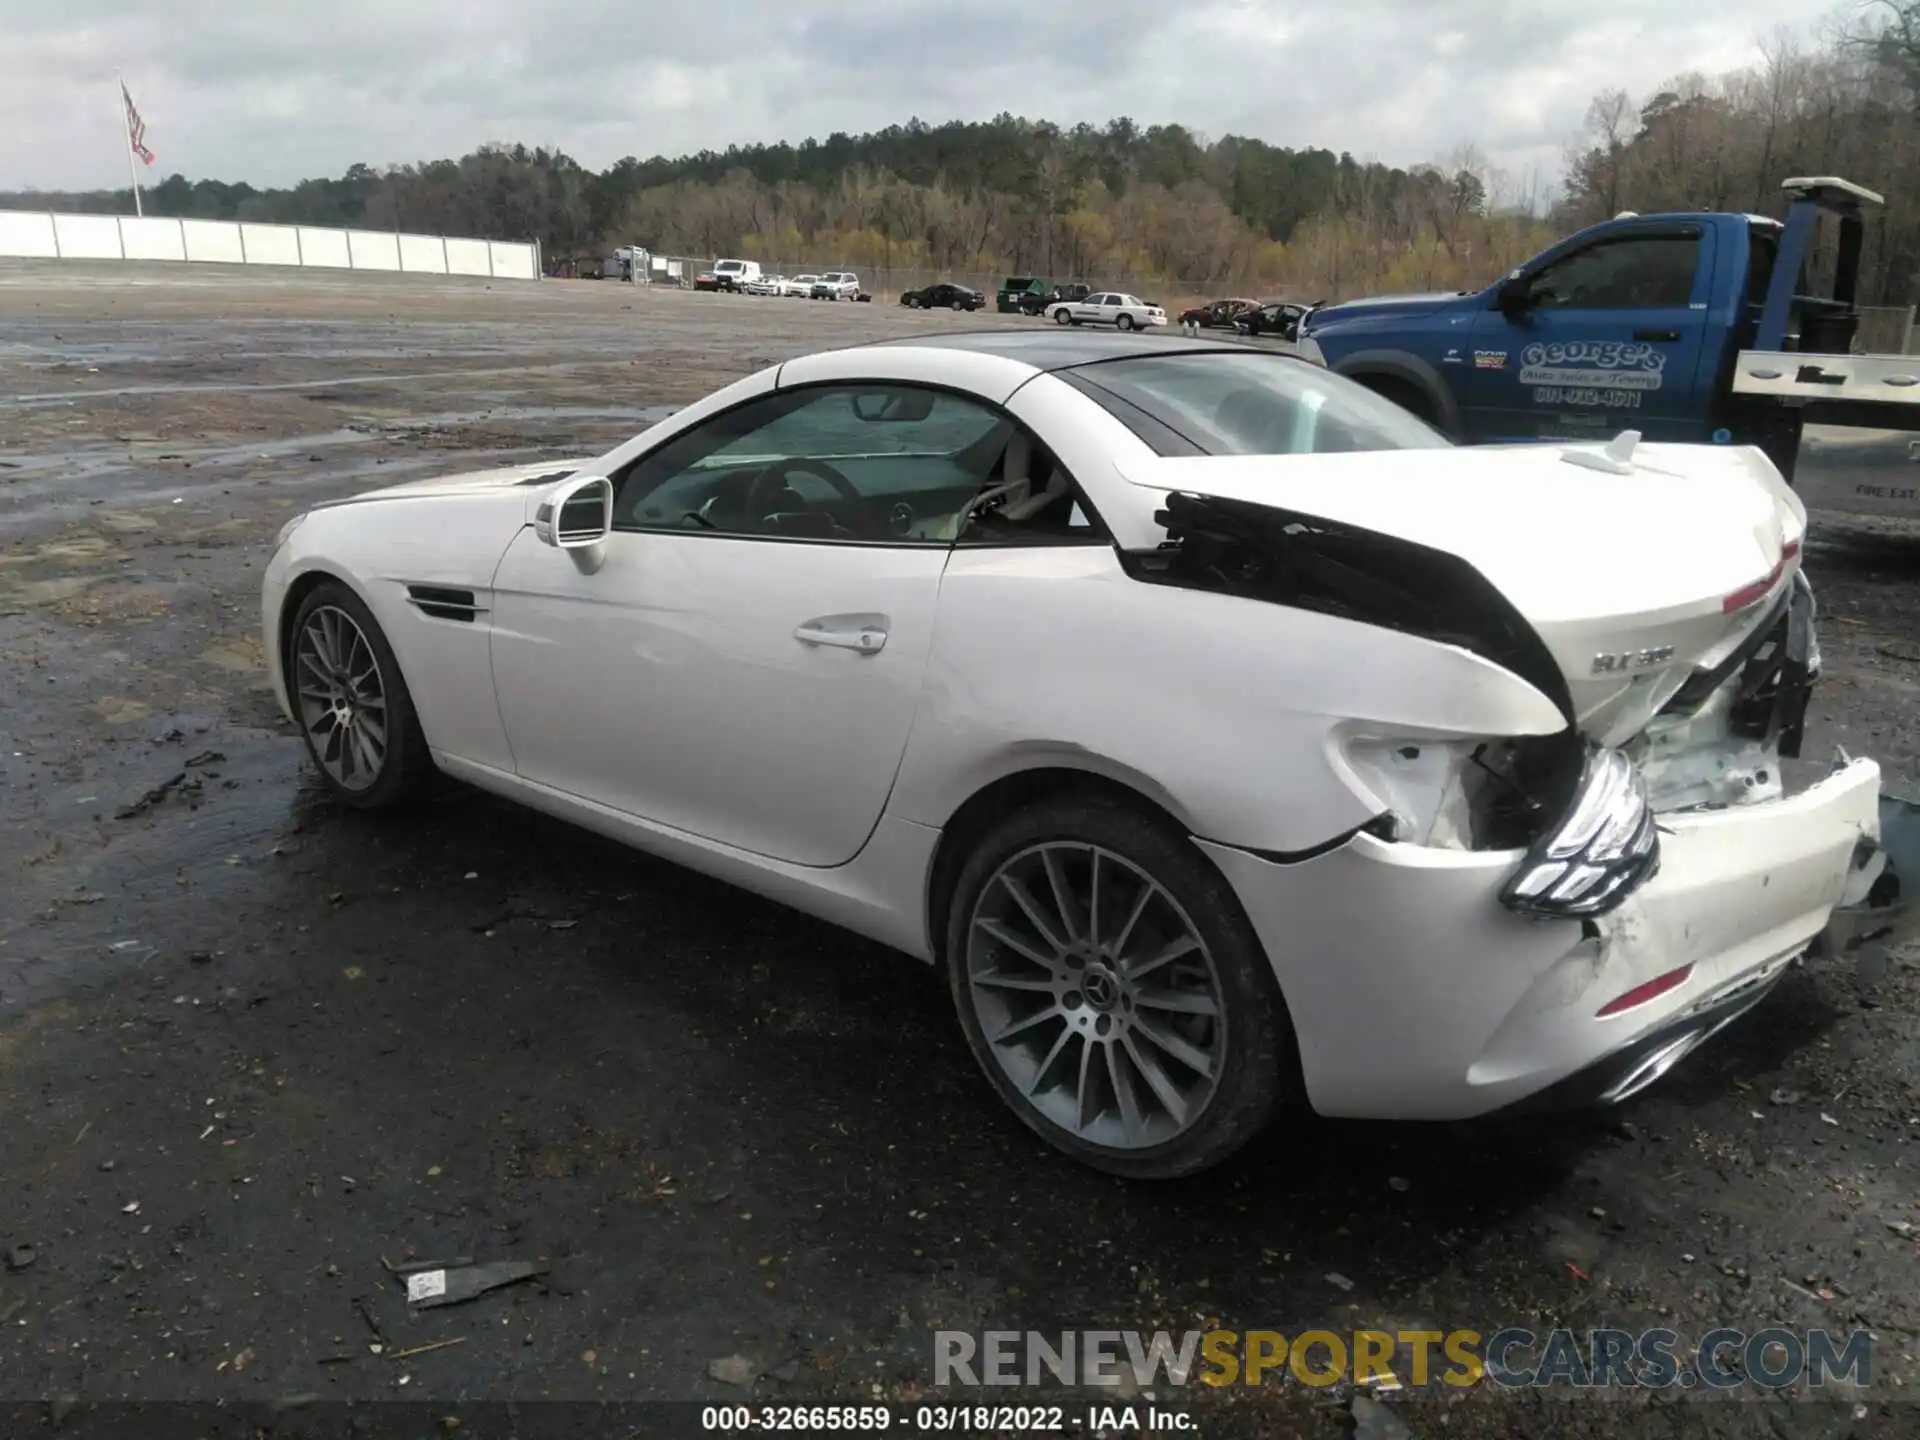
<box><xmin>1297</xmin><ymin>177</ymin><xmax>1920</xmax><ymax>519</ymax></box>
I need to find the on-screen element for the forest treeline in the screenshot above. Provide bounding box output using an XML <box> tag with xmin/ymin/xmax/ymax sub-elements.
<box><xmin>6</xmin><ymin>3</ymin><xmax>1917</xmax><ymax>303</ymax></box>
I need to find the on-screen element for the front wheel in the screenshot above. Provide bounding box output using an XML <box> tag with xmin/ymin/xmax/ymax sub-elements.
<box><xmin>946</xmin><ymin>795</ymin><xmax>1294</xmax><ymax>1179</ymax></box>
<box><xmin>1053</xmin><ymin>308</ymin><xmax>1071</xmax><ymax>326</ymax></box>
<box><xmin>286</xmin><ymin>581</ymin><xmax>434</xmax><ymax>810</ymax></box>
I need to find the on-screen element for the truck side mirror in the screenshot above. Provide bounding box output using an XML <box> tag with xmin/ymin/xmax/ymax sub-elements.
<box><xmin>1496</xmin><ymin>275</ymin><xmax>1534</xmax><ymax>313</ymax></box>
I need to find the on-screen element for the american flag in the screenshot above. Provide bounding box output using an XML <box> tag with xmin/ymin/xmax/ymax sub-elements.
<box><xmin>122</xmin><ymin>79</ymin><xmax>155</xmax><ymax>165</ymax></box>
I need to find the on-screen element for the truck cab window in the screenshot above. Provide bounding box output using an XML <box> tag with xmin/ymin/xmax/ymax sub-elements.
<box><xmin>1529</xmin><ymin>233</ymin><xmax>1701</xmax><ymax>310</ymax></box>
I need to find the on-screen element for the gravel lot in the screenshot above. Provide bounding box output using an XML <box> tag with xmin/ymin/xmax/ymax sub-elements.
<box><xmin>4</xmin><ymin>261</ymin><xmax>1920</xmax><ymax>1438</ymax></box>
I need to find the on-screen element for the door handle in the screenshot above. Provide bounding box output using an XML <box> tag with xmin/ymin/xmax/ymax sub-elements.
<box><xmin>794</xmin><ymin>616</ymin><xmax>888</xmax><ymax>653</ymax></box>
<box><xmin>1633</xmin><ymin>329</ymin><xmax>1680</xmax><ymax>342</ymax></box>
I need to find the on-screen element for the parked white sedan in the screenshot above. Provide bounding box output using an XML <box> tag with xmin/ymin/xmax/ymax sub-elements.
<box><xmin>1050</xmin><ymin>291</ymin><xmax>1168</xmax><ymax>330</ymax></box>
<box><xmin>262</xmin><ymin>330</ymin><xmax>1909</xmax><ymax>1178</ymax></box>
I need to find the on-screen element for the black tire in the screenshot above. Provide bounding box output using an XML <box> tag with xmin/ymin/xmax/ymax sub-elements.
<box><xmin>1053</xmin><ymin>307</ymin><xmax>1071</xmax><ymax>326</ymax></box>
<box><xmin>1116</xmin><ymin>313</ymin><xmax>1136</xmax><ymax>331</ymax></box>
<box><xmin>286</xmin><ymin>580</ymin><xmax>434</xmax><ymax>811</ymax></box>
<box><xmin>944</xmin><ymin>793</ymin><xmax>1295</xmax><ymax>1179</ymax></box>
<box><xmin>1352</xmin><ymin>373</ymin><xmax>1444</xmax><ymax>431</ymax></box>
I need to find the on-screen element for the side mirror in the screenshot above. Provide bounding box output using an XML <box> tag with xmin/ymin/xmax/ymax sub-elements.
<box><xmin>1496</xmin><ymin>275</ymin><xmax>1534</xmax><ymax>313</ymax></box>
<box><xmin>534</xmin><ymin>474</ymin><xmax>613</xmax><ymax>571</ymax></box>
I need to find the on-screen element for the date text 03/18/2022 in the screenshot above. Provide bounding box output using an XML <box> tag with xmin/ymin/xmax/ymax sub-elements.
<box><xmin>699</xmin><ymin>1403</ymin><xmax>1196</xmax><ymax>1431</ymax></box>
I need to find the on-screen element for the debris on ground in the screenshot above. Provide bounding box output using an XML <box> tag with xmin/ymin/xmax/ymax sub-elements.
<box><xmin>1325</xmin><ymin>1272</ymin><xmax>1355</xmax><ymax>1292</ymax></box>
<box><xmin>1770</xmin><ymin>1087</ymin><xmax>1803</xmax><ymax>1106</ymax></box>
<box><xmin>115</xmin><ymin>772</ymin><xmax>194</xmax><ymax>820</ymax></box>
<box><xmin>1349</xmin><ymin>1393</ymin><xmax>1414</xmax><ymax>1439</ymax></box>
<box><xmin>709</xmin><ymin>1354</ymin><xmax>760</xmax><ymax>1387</ymax></box>
<box><xmin>389</xmin><ymin>1336</ymin><xmax>469</xmax><ymax>1360</ymax></box>
<box><xmin>402</xmin><ymin>1258</ymin><xmax>547</xmax><ymax>1309</ymax></box>
<box><xmin>5</xmin><ymin>1245</ymin><xmax>36</xmax><ymax>1272</ymax></box>
<box><xmin>385</xmin><ymin>1255</ymin><xmax>473</xmax><ymax>1277</ymax></box>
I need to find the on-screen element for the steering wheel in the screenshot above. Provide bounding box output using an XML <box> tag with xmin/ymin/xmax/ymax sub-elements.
<box><xmin>742</xmin><ymin>458</ymin><xmax>868</xmax><ymax>537</ymax></box>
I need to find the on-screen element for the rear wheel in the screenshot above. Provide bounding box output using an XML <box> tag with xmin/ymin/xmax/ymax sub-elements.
<box><xmin>945</xmin><ymin>795</ymin><xmax>1294</xmax><ymax>1179</ymax></box>
<box><xmin>287</xmin><ymin>581</ymin><xmax>433</xmax><ymax>810</ymax></box>
<box><xmin>1116</xmin><ymin>313</ymin><xmax>1136</xmax><ymax>331</ymax></box>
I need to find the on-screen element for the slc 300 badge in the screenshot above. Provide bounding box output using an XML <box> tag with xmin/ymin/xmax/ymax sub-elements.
<box><xmin>1591</xmin><ymin>645</ymin><xmax>1676</xmax><ymax>675</ymax></box>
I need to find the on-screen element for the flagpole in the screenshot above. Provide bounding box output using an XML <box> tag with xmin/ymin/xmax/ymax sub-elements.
<box><xmin>118</xmin><ymin>72</ymin><xmax>143</xmax><ymax>217</ymax></box>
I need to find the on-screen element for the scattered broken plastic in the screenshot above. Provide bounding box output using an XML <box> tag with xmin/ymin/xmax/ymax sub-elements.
<box><xmin>402</xmin><ymin>1258</ymin><xmax>546</xmax><ymax>1308</ymax></box>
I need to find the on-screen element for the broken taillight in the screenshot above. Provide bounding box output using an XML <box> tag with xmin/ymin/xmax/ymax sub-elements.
<box><xmin>1500</xmin><ymin>748</ymin><xmax>1659</xmax><ymax>919</ymax></box>
<box><xmin>1722</xmin><ymin>540</ymin><xmax>1801</xmax><ymax>615</ymax></box>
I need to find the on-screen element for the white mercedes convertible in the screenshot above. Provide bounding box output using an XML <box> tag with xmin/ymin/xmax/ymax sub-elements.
<box><xmin>262</xmin><ymin>331</ymin><xmax>1914</xmax><ymax>1178</ymax></box>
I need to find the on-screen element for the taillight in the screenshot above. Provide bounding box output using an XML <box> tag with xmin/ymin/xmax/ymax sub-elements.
<box><xmin>1596</xmin><ymin>963</ymin><xmax>1694</xmax><ymax>1017</ymax></box>
<box><xmin>1500</xmin><ymin>748</ymin><xmax>1659</xmax><ymax>918</ymax></box>
<box><xmin>1722</xmin><ymin>541</ymin><xmax>1799</xmax><ymax>614</ymax></box>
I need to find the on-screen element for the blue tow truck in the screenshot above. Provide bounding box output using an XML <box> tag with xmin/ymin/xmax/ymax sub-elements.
<box><xmin>1297</xmin><ymin>177</ymin><xmax>1920</xmax><ymax>516</ymax></box>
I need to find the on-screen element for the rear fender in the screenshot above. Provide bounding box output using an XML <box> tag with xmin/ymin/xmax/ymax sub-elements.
<box><xmin>1122</xmin><ymin>491</ymin><xmax>1575</xmax><ymax>728</ymax></box>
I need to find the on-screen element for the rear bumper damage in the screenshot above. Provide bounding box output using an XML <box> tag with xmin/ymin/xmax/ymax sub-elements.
<box><xmin>1202</xmin><ymin>757</ymin><xmax>1913</xmax><ymax>1121</ymax></box>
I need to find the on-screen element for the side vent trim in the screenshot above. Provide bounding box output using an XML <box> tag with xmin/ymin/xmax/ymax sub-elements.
<box><xmin>405</xmin><ymin>584</ymin><xmax>485</xmax><ymax>623</ymax></box>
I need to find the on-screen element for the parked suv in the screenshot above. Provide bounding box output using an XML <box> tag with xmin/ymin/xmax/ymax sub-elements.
<box><xmin>810</xmin><ymin>271</ymin><xmax>861</xmax><ymax>301</ymax></box>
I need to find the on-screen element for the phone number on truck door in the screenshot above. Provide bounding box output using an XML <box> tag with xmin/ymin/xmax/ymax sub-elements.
<box><xmin>1532</xmin><ymin>387</ymin><xmax>1641</xmax><ymax>408</ymax></box>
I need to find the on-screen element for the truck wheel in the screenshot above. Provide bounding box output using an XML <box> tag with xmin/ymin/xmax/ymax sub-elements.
<box><xmin>1354</xmin><ymin>374</ymin><xmax>1443</xmax><ymax>431</ymax></box>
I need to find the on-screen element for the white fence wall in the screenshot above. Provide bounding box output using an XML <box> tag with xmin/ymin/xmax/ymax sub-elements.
<box><xmin>0</xmin><ymin>209</ymin><xmax>540</xmax><ymax>281</ymax></box>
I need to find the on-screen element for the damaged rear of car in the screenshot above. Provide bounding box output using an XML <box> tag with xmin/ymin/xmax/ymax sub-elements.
<box><xmin>1059</xmin><ymin>348</ymin><xmax>1915</xmax><ymax>1119</ymax></box>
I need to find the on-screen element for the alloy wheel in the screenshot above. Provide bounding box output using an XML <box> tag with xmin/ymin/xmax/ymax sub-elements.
<box><xmin>293</xmin><ymin>604</ymin><xmax>389</xmax><ymax>791</ymax></box>
<box><xmin>965</xmin><ymin>842</ymin><xmax>1226</xmax><ymax>1151</ymax></box>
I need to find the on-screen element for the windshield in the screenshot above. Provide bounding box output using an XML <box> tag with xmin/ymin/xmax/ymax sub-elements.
<box><xmin>1067</xmin><ymin>351</ymin><xmax>1452</xmax><ymax>456</ymax></box>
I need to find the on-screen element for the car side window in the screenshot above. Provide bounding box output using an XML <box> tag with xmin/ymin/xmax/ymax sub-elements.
<box><xmin>953</xmin><ymin>428</ymin><xmax>1107</xmax><ymax>548</ymax></box>
<box><xmin>612</xmin><ymin>384</ymin><xmax>1013</xmax><ymax>545</ymax></box>
<box><xmin>1526</xmin><ymin>232</ymin><xmax>1702</xmax><ymax>310</ymax></box>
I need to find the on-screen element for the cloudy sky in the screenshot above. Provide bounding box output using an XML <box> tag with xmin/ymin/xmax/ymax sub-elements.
<box><xmin>1</xmin><ymin>0</ymin><xmax>1845</xmax><ymax>195</ymax></box>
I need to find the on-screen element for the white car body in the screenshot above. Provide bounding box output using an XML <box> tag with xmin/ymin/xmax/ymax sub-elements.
<box><xmin>744</xmin><ymin>274</ymin><xmax>786</xmax><ymax>296</ymax></box>
<box><xmin>1052</xmin><ymin>292</ymin><xmax>1168</xmax><ymax>330</ymax></box>
<box><xmin>789</xmin><ymin>274</ymin><xmax>822</xmax><ymax>296</ymax></box>
<box><xmin>262</xmin><ymin>331</ymin><xmax>1910</xmax><ymax>1175</ymax></box>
